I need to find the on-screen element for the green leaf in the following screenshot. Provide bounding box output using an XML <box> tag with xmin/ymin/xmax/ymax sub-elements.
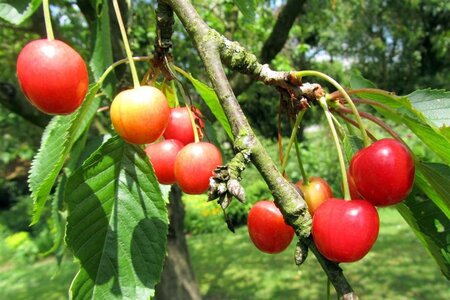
<box><xmin>342</xmin><ymin>134</ymin><xmax>363</xmax><ymax>162</ymax></box>
<box><xmin>65</xmin><ymin>136</ymin><xmax>168</xmax><ymax>300</ymax></box>
<box><xmin>233</xmin><ymin>0</ymin><xmax>256</xmax><ymax>22</ymax></box>
<box><xmin>352</xmin><ymin>90</ymin><xmax>450</xmax><ymax>165</ymax></box>
<box><xmin>89</xmin><ymin>0</ymin><xmax>117</xmax><ymax>99</ymax></box>
<box><xmin>416</xmin><ymin>162</ymin><xmax>450</xmax><ymax>219</ymax></box>
<box><xmin>28</xmin><ymin>83</ymin><xmax>101</xmax><ymax>224</ymax></box>
<box><xmin>160</xmin><ymin>80</ymin><xmax>179</xmax><ymax>108</ymax></box>
<box><xmin>397</xmin><ymin>188</ymin><xmax>450</xmax><ymax>280</ymax></box>
<box><xmin>175</xmin><ymin>69</ymin><xmax>234</xmax><ymax>140</ymax></box>
<box><xmin>0</xmin><ymin>0</ymin><xmax>42</xmax><ymax>24</ymax></box>
<box><xmin>407</xmin><ymin>89</ymin><xmax>450</xmax><ymax>129</ymax></box>
<box><xmin>349</xmin><ymin>70</ymin><xmax>376</xmax><ymax>89</ymax></box>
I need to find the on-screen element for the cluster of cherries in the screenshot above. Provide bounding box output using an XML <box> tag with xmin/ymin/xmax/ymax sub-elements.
<box><xmin>248</xmin><ymin>138</ymin><xmax>415</xmax><ymax>263</ymax></box>
<box><xmin>16</xmin><ymin>39</ymin><xmax>222</xmax><ymax>195</ymax></box>
<box><xmin>16</xmin><ymin>39</ymin><xmax>415</xmax><ymax>263</ymax></box>
<box><xmin>139</xmin><ymin>104</ymin><xmax>223</xmax><ymax>195</ymax></box>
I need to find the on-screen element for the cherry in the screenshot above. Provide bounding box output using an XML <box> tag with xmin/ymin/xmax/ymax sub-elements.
<box><xmin>16</xmin><ymin>39</ymin><xmax>89</xmax><ymax>114</ymax></box>
<box><xmin>312</xmin><ymin>198</ymin><xmax>379</xmax><ymax>262</ymax></box>
<box><xmin>163</xmin><ymin>107</ymin><xmax>205</xmax><ymax>145</ymax></box>
<box><xmin>145</xmin><ymin>139</ymin><xmax>184</xmax><ymax>185</ymax></box>
<box><xmin>174</xmin><ymin>142</ymin><xmax>222</xmax><ymax>194</ymax></box>
<box><xmin>349</xmin><ymin>138</ymin><xmax>415</xmax><ymax>206</ymax></box>
<box><xmin>110</xmin><ymin>86</ymin><xmax>170</xmax><ymax>144</ymax></box>
<box><xmin>247</xmin><ymin>200</ymin><xmax>295</xmax><ymax>254</ymax></box>
<box><xmin>297</xmin><ymin>176</ymin><xmax>333</xmax><ymax>216</ymax></box>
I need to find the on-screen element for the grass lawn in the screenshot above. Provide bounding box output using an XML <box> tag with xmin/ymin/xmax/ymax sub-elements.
<box><xmin>188</xmin><ymin>208</ymin><xmax>450</xmax><ymax>300</ymax></box>
<box><xmin>0</xmin><ymin>208</ymin><xmax>448</xmax><ymax>299</ymax></box>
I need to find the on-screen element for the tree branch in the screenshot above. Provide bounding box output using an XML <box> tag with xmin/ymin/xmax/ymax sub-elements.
<box><xmin>160</xmin><ymin>0</ymin><xmax>358</xmax><ymax>298</ymax></box>
<box><xmin>161</xmin><ymin>0</ymin><xmax>310</xmax><ymax>235</ymax></box>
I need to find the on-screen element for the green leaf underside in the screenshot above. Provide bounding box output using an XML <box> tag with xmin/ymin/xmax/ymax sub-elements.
<box><xmin>342</xmin><ymin>134</ymin><xmax>364</xmax><ymax>162</ymax></box>
<box><xmin>175</xmin><ymin>69</ymin><xmax>234</xmax><ymax>140</ymax></box>
<box><xmin>0</xmin><ymin>0</ymin><xmax>42</xmax><ymax>24</ymax></box>
<box><xmin>407</xmin><ymin>89</ymin><xmax>450</xmax><ymax>129</ymax></box>
<box><xmin>65</xmin><ymin>136</ymin><xmax>168</xmax><ymax>300</ymax></box>
<box><xmin>416</xmin><ymin>162</ymin><xmax>450</xmax><ymax>219</ymax></box>
<box><xmin>28</xmin><ymin>83</ymin><xmax>101</xmax><ymax>224</ymax></box>
<box><xmin>354</xmin><ymin>91</ymin><xmax>450</xmax><ymax>165</ymax></box>
<box><xmin>397</xmin><ymin>188</ymin><xmax>450</xmax><ymax>280</ymax></box>
<box><xmin>349</xmin><ymin>71</ymin><xmax>377</xmax><ymax>89</ymax></box>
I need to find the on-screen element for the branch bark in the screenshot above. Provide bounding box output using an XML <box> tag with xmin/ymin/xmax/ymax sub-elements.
<box><xmin>160</xmin><ymin>0</ymin><xmax>358</xmax><ymax>298</ymax></box>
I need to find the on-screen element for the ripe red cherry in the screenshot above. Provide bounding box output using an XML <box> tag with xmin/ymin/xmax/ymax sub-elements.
<box><xmin>110</xmin><ymin>86</ymin><xmax>170</xmax><ymax>144</ymax></box>
<box><xmin>349</xmin><ymin>138</ymin><xmax>415</xmax><ymax>206</ymax></box>
<box><xmin>312</xmin><ymin>198</ymin><xmax>379</xmax><ymax>262</ymax></box>
<box><xmin>16</xmin><ymin>39</ymin><xmax>89</xmax><ymax>114</ymax></box>
<box><xmin>145</xmin><ymin>139</ymin><xmax>184</xmax><ymax>185</ymax></box>
<box><xmin>163</xmin><ymin>107</ymin><xmax>205</xmax><ymax>145</ymax></box>
<box><xmin>174</xmin><ymin>142</ymin><xmax>222</xmax><ymax>194</ymax></box>
<box><xmin>247</xmin><ymin>201</ymin><xmax>295</xmax><ymax>254</ymax></box>
<box><xmin>296</xmin><ymin>176</ymin><xmax>333</xmax><ymax>216</ymax></box>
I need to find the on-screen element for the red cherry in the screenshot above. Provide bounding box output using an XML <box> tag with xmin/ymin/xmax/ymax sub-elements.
<box><xmin>350</xmin><ymin>138</ymin><xmax>415</xmax><ymax>206</ymax></box>
<box><xmin>174</xmin><ymin>142</ymin><xmax>222</xmax><ymax>194</ymax></box>
<box><xmin>16</xmin><ymin>39</ymin><xmax>89</xmax><ymax>115</ymax></box>
<box><xmin>312</xmin><ymin>198</ymin><xmax>379</xmax><ymax>262</ymax></box>
<box><xmin>145</xmin><ymin>139</ymin><xmax>184</xmax><ymax>185</ymax></box>
<box><xmin>296</xmin><ymin>176</ymin><xmax>333</xmax><ymax>216</ymax></box>
<box><xmin>163</xmin><ymin>107</ymin><xmax>205</xmax><ymax>145</ymax></box>
<box><xmin>247</xmin><ymin>200</ymin><xmax>295</xmax><ymax>254</ymax></box>
<box><xmin>110</xmin><ymin>86</ymin><xmax>170</xmax><ymax>145</ymax></box>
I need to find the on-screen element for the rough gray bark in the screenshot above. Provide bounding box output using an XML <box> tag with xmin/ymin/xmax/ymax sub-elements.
<box><xmin>155</xmin><ymin>185</ymin><xmax>201</xmax><ymax>300</ymax></box>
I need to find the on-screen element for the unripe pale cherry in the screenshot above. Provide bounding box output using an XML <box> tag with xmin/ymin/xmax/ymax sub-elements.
<box><xmin>110</xmin><ymin>86</ymin><xmax>170</xmax><ymax>145</ymax></box>
<box><xmin>297</xmin><ymin>176</ymin><xmax>333</xmax><ymax>215</ymax></box>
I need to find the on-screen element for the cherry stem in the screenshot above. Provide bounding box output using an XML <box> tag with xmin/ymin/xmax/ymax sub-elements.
<box><xmin>98</xmin><ymin>56</ymin><xmax>151</xmax><ymax>85</ymax></box>
<box><xmin>330</xmin><ymin>112</ymin><xmax>345</xmax><ymax>139</ymax></box>
<box><xmin>112</xmin><ymin>0</ymin><xmax>140</xmax><ymax>89</ymax></box>
<box><xmin>171</xmin><ymin>80</ymin><xmax>180</xmax><ymax>107</ymax></box>
<box><xmin>335</xmin><ymin>111</ymin><xmax>377</xmax><ymax>141</ymax></box>
<box><xmin>43</xmin><ymin>0</ymin><xmax>54</xmax><ymax>40</ymax></box>
<box><xmin>173</xmin><ymin>79</ymin><xmax>200</xmax><ymax>143</ymax></box>
<box><xmin>338</xmin><ymin>106</ymin><xmax>407</xmax><ymax>144</ymax></box>
<box><xmin>186</xmin><ymin>104</ymin><xmax>200</xmax><ymax>143</ymax></box>
<box><xmin>293</xmin><ymin>133</ymin><xmax>308</xmax><ymax>185</ymax></box>
<box><xmin>330</xmin><ymin>88</ymin><xmax>395</xmax><ymax>99</ymax></box>
<box><xmin>295</xmin><ymin>70</ymin><xmax>370</xmax><ymax>147</ymax></box>
<box><xmin>281</xmin><ymin>110</ymin><xmax>306</xmax><ymax>176</ymax></box>
<box><xmin>318</xmin><ymin>96</ymin><xmax>351</xmax><ymax>200</ymax></box>
<box><xmin>278</xmin><ymin>102</ymin><xmax>285</xmax><ymax>175</ymax></box>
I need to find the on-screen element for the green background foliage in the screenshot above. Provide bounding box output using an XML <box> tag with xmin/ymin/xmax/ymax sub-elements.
<box><xmin>0</xmin><ymin>0</ymin><xmax>449</xmax><ymax>299</ymax></box>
